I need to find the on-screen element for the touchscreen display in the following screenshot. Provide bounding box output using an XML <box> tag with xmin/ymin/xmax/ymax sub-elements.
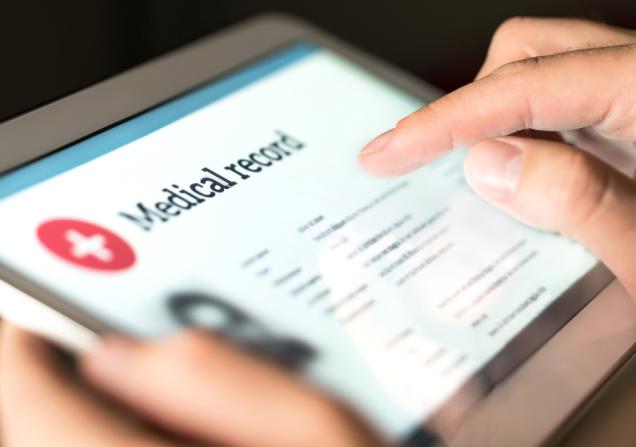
<box><xmin>0</xmin><ymin>43</ymin><xmax>597</xmax><ymax>438</ymax></box>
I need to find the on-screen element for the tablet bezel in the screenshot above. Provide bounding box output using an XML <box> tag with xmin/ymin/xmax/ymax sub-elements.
<box><xmin>0</xmin><ymin>13</ymin><xmax>447</xmax><ymax>332</ymax></box>
<box><xmin>0</xmin><ymin>13</ymin><xmax>615</xmax><ymax>444</ymax></box>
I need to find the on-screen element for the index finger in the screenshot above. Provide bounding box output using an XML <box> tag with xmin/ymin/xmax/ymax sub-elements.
<box><xmin>358</xmin><ymin>43</ymin><xmax>636</xmax><ymax>176</ymax></box>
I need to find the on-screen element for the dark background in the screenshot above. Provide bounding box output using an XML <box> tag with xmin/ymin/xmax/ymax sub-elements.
<box><xmin>1</xmin><ymin>0</ymin><xmax>635</xmax><ymax>123</ymax></box>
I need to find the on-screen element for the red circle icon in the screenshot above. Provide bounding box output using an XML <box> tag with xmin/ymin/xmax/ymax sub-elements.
<box><xmin>37</xmin><ymin>219</ymin><xmax>136</xmax><ymax>271</ymax></box>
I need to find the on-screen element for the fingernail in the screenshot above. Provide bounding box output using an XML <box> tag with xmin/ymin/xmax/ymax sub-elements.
<box><xmin>465</xmin><ymin>139</ymin><xmax>524</xmax><ymax>200</ymax></box>
<box><xmin>360</xmin><ymin>128</ymin><xmax>395</xmax><ymax>156</ymax></box>
<box><xmin>85</xmin><ymin>336</ymin><xmax>136</xmax><ymax>378</ymax></box>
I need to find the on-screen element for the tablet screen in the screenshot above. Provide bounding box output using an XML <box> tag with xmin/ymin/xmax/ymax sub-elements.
<box><xmin>0</xmin><ymin>43</ymin><xmax>600</xmax><ymax>439</ymax></box>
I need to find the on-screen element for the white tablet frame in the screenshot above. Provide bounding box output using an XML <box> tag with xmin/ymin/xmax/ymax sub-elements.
<box><xmin>0</xmin><ymin>13</ymin><xmax>631</xmax><ymax>447</ymax></box>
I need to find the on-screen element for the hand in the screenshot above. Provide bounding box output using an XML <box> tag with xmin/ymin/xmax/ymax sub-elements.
<box><xmin>359</xmin><ymin>18</ymin><xmax>636</xmax><ymax>298</ymax></box>
<box><xmin>0</xmin><ymin>324</ymin><xmax>385</xmax><ymax>447</ymax></box>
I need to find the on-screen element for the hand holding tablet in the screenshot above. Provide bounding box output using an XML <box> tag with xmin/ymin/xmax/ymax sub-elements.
<box><xmin>1</xmin><ymin>14</ymin><xmax>635</xmax><ymax>447</ymax></box>
<box><xmin>1</xmin><ymin>325</ymin><xmax>386</xmax><ymax>447</ymax></box>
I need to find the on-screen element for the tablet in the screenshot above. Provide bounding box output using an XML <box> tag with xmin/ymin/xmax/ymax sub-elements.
<box><xmin>0</xmin><ymin>14</ymin><xmax>615</xmax><ymax>446</ymax></box>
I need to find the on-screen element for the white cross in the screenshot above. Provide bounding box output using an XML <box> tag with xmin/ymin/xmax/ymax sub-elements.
<box><xmin>65</xmin><ymin>229</ymin><xmax>113</xmax><ymax>263</ymax></box>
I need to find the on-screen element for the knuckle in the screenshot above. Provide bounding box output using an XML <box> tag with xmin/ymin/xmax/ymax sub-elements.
<box><xmin>491</xmin><ymin>55</ymin><xmax>542</xmax><ymax>78</ymax></box>
<box><xmin>556</xmin><ymin>149</ymin><xmax>610</xmax><ymax>238</ymax></box>
<box><xmin>494</xmin><ymin>16</ymin><xmax>525</xmax><ymax>38</ymax></box>
<box><xmin>485</xmin><ymin>17</ymin><xmax>543</xmax><ymax>75</ymax></box>
<box><xmin>394</xmin><ymin>111</ymin><xmax>423</xmax><ymax>136</ymax></box>
<box><xmin>395</xmin><ymin>115</ymin><xmax>411</xmax><ymax>131</ymax></box>
<box><xmin>492</xmin><ymin>16</ymin><xmax>532</xmax><ymax>44</ymax></box>
<box><xmin>396</xmin><ymin>101</ymin><xmax>459</xmax><ymax>149</ymax></box>
<box><xmin>396</xmin><ymin>105</ymin><xmax>428</xmax><ymax>130</ymax></box>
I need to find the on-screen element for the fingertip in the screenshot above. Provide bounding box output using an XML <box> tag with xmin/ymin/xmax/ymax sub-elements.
<box><xmin>357</xmin><ymin>143</ymin><xmax>428</xmax><ymax>177</ymax></box>
<box><xmin>358</xmin><ymin>109</ymin><xmax>459</xmax><ymax>177</ymax></box>
<box><xmin>358</xmin><ymin>127</ymin><xmax>431</xmax><ymax>177</ymax></box>
<box><xmin>359</xmin><ymin>129</ymin><xmax>394</xmax><ymax>156</ymax></box>
<box><xmin>358</xmin><ymin>128</ymin><xmax>407</xmax><ymax>177</ymax></box>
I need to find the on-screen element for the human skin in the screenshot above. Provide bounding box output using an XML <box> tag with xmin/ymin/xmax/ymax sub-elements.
<box><xmin>360</xmin><ymin>18</ymin><xmax>636</xmax><ymax>299</ymax></box>
<box><xmin>4</xmin><ymin>17</ymin><xmax>636</xmax><ymax>447</ymax></box>
<box><xmin>0</xmin><ymin>325</ymin><xmax>386</xmax><ymax>447</ymax></box>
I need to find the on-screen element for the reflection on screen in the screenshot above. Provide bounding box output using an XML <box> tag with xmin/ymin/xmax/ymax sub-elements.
<box><xmin>0</xmin><ymin>43</ymin><xmax>597</xmax><ymax>439</ymax></box>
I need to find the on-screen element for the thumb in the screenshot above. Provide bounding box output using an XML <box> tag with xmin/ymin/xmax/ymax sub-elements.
<box><xmin>464</xmin><ymin>136</ymin><xmax>636</xmax><ymax>298</ymax></box>
<box><xmin>81</xmin><ymin>331</ymin><xmax>384</xmax><ymax>447</ymax></box>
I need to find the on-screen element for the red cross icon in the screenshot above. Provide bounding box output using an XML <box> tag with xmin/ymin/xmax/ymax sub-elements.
<box><xmin>37</xmin><ymin>219</ymin><xmax>136</xmax><ymax>271</ymax></box>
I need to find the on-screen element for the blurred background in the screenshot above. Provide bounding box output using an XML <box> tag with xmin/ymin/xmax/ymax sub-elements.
<box><xmin>1</xmin><ymin>0</ymin><xmax>636</xmax><ymax>123</ymax></box>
